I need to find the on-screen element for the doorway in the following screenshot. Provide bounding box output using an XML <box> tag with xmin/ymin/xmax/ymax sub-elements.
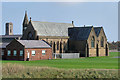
<box><xmin>26</xmin><ymin>52</ymin><xmax>30</xmax><ymax>61</ymax></box>
<box><xmin>53</xmin><ymin>42</ymin><xmax>56</xmax><ymax>53</ymax></box>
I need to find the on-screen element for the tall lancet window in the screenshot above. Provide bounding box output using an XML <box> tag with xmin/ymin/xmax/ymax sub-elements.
<box><xmin>101</xmin><ymin>37</ymin><xmax>104</xmax><ymax>47</ymax></box>
<box><xmin>57</xmin><ymin>41</ymin><xmax>59</xmax><ymax>50</ymax></box>
<box><xmin>91</xmin><ymin>36</ymin><xmax>95</xmax><ymax>48</ymax></box>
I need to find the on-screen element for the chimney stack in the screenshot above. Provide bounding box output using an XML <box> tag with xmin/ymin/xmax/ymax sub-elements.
<box><xmin>84</xmin><ymin>25</ymin><xmax>85</xmax><ymax>27</ymax></box>
<box><xmin>72</xmin><ymin>21</ymin><xmax>74</xmax><ymax>27</ymax></box>
<box><xmin>5</xmin><ymin>22</ymin><xmax>13</xmax><ymax>35</ymax></box>
<box><xmin>18</xmin><ymin>37</ymin><xmax>21</xmax><ymax>40</ymax></box>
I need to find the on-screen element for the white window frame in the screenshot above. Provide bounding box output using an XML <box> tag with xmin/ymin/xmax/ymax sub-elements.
<box><xmin>32</xmin><ymin>50</ymin><xmax>36</xmax><ymax>56</ymax></box>
<box><xmin>2</xmin><ymin>50</ymin><xmax>4</xmax><ymax>56</ymax></box>
<box><xmin>7</xmin><ymin>50</ymin><xmax>11</xmax><ymax>56</ymax></box>
<box><xmin>20</xmin><ymin>50</ymin><xmax>23</xmax><ymax>56</ymax></box>
<box><xmin>42</xmin><ymin>50</ymin><xmax>46</xmax><ymax>55</ymax></box>
<box><xmin>13</xmin><ymin>50</ymin><xmax>17</xmax><ymax>56</ymax></box>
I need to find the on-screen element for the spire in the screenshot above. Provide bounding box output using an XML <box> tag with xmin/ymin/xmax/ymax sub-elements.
<box><xmin>23</xmin><ymin>11</ymin><xmax>29</xmax><ymax>34</ymax></box>
<box><xmin>25</xmin><ymin>10</ymin><xmax>27</xmax><ymax>14</ymax></box>
<box><xmin>23</xmin><ymin>11</ymin><xmax>29</xmax><ymax>26</ymax></box>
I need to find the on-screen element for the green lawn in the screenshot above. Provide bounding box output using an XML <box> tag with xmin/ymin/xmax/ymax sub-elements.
<box><xmin>1</xmin><ymin>52</ymin><xmax>119</xmax><ymax>69</ymax></box>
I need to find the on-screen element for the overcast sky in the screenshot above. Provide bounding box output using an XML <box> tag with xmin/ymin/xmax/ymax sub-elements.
<box><xmin>2</xmin><ymin>2</ymin><xmax>118</xmax><ymax>42</ymax></box>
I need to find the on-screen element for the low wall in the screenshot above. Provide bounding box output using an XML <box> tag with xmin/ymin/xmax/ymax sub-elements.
<box><xmin>109</xmin><ymin>50</ymin><xmax>118</xmax><ymax>52</ymax></box>
<box><xmin>53</xmin><ymin>53</ymin><xmax>80</xmax><ymax>59</ymax></box>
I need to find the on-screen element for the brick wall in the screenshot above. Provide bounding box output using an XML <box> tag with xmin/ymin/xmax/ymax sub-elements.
<box><xmin>0</xmin><ymin>48</ymin><xmax>6</xmax><ymax>60</ymax></box>
<box><xmin>24</xmin><ymin>48</ymin><xmax>52</xmax><ymax>61</ymax></box>
<box><xmin>5</xmin><ymin>50</ymin><xmax>24</xmax><ymax>61</ymax></box>
<box><xmin>6</xmin><ymin>40</ymin><xmax>24</xmax><ymax>60</ymax></box>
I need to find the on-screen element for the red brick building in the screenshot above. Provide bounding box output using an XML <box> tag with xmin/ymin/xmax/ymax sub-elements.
<box><xmin>5</xmin><ymin>39</ymin><xmax>52</xmax><ymax>61</ymax></box>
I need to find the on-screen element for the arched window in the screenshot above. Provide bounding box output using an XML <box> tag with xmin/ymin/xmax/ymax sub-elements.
<box><xmin>57</xmin><ymin>41</ymin><xmax>59</xmax><ymax>50</ymax></box>
<box><xmin>101</xmin><ymin>37</ymin><xmax>104</xmax><ymax>47</ymax></box>
<box><xmin>91</xmin><ymin>36</ymin><xmax>95</xmax><ymax>48</ymax></box>
<box><xmin>27</xmin><ymin>32</ymin><xmax>32</xmax><ymax>40</ymax></box>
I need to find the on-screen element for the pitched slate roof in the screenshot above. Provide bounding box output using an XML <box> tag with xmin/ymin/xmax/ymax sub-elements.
<box><xmin>0</xmin><ymin>35</ymin><xmax>22</xmax><ymax>38</ymax></box>
<box><xmin>17</xmin><ymin>40</ymin><xmax>51</xmax><ymax>48</ymax></box>
<box><xmin>31</xmin><ymin>21</ymin><xmax>73</xmax><ymax>37</ymax></box>
<box><xmin>94</xmin><ymin>27</ymin><xmax>102</xmax><ymax>37</ymax></box>
<box><xmin>0</xmin><ymin>43</ymin><xmax>9</xmax><ymax>48</ymax></box>
<box><xmin>68</xmin><ymin>27</ymin><xmax>92</xmax><ymax>40</ymax></box>
<box><xmin>0</xmin><ymin>35</ymin><xmax>22</xmax><ymax>43</ymax></box>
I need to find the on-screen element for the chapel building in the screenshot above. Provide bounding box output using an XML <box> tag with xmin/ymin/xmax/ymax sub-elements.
<box><xmin>22</xmin><ymin>11</ymin><xmax>73</xmax><ymax>53</ymax></box>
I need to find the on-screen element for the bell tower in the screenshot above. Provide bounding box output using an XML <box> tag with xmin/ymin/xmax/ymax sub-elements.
<box><xmin>23</xmin><ymin>11</ymin><xmax>29</xmax><ymax>34</ymax></box>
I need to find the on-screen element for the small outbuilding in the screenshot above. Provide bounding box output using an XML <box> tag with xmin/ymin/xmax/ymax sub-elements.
<box><xmin>6</xmin><ymin>39</ymin><xmax>52</xmax><ymax>61</ymax></box>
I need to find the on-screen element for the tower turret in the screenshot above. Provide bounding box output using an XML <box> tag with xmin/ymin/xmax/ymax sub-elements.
<box><xmin>23</xmin><ymin>11</ymin><xmax>28</xmax><ymax>33</ymax></box>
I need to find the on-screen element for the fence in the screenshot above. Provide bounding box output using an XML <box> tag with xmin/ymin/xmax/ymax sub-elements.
<box><xmin>53</xmin><ymin>53</ymin><xmax>80</xmax><ymax>59</ymax></box>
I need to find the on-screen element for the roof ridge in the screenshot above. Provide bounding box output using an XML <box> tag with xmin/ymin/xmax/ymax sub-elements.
<box><xmin>18</xmin><ymin>40</ymin><xmax>43</xmax><ymax>41</ymax></box>
<box><xmin>31</xmin><ymin>21</ymin><xmax>72</xmax><ymax>24</ymax></box>
<box><xmin>73</xmin><ymin>27</ymin><xmax>93</xmax><ymax>28</ymax></box>
<box><xmin>94</xmin><ymin>27</ymin><xmax>102</xmax><ymax>28</ymax></box>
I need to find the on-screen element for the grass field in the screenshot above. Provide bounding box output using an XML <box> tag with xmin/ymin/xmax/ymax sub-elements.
<box><xmin>2</xmin><ymin>52</ymin><xmax>119</xmax><ymax>69</ymax></box>
<box><xmin>1</xmin><ymin>52</ymin><xmax>119</xmax><ymax>78</ymax></box>
<box><xmin>2</xmin><ymin>64</ymin><xmax>119</xmax><ymax>78</ymax></box>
